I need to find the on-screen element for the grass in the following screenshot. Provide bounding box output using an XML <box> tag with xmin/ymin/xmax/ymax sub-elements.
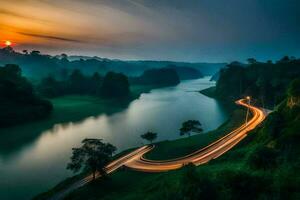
<box><xmin>33</xmin><ymin>147</ymin><xmax>138</xmax><ymax>200</ymax></box>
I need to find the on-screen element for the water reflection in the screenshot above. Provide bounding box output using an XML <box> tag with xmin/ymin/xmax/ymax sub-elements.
<box><xmin>0</xmin><ymin>77</ymin><xmax>229</xmax><ymax>200</ymax></box>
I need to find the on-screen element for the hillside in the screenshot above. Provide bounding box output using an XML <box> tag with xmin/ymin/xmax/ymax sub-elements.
<box><xmin>165</xmin><ymin>65</ymin><xmax>203</xmax><ymax>80</ymax></box>
<box><xmin>0</xmin><ymin>47</ymin><xmax>225</xmax><ymax>79</ymax></box>
<box><xmin>215</xmin><ymin>57</ymin><xmax>300</xmax><ymax>108</ymax></box>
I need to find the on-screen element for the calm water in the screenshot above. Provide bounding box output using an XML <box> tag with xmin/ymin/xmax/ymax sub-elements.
<box><xmin>0</xmin><ymin>77</ymin><xmax>229</xmax><ymax>200</ymax></box>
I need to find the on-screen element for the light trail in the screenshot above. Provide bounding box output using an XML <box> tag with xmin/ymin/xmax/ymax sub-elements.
<box><xmin>125</xmin><ymin>99</ymin><xmax>266</xmax><ymax>172</ymax></box>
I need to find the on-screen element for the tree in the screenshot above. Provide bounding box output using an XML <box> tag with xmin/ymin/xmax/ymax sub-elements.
<box><xmin>288</xmin><ymin>78</ymin><xmax>300</xmax><ymax>97</ymax></box>
<box><xmin>247</xmin><ymin>146</ymin><xmax>278</xmax><ymax>170</ymax></box>
<box><xmin>101</xmin><ymin>71</ymin><xmax>130</xmax><ymax>98</ymax></box>
<box><xmin>180</xmin><ymin>120</ymin><xmax>203</xmax><ymax>137</ymax></box>
<box><xmin>247</xmin><ymin>58</ymin><xmax>257</xmax><ymax>64</ymax></box>
<box><xmin>67</xmin><ymin>138</ymin><xmax>117</xmax><ymax>180</ymax></box>
<box><xmin>22</xmin><ymin>50</ymin><xmax>28</xmax><ymax>55</ymax></box>
<box><xmin>0</xmin><ymin>64</ymin><xmax>53</xmax><ymax>127</ymax></box>
<box><xmin>30</xmin><ymin>50</ymin><xmax>41</xmax><ymax>56</ymax></box>
<box><xmin>140</xmin><ymin>131</ymin><xmax>157</xmax><ymax>144</ymax></box>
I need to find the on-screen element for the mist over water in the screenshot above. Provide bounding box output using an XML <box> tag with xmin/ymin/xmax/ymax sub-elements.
<box><xmin>0</xmin><ymin>77</ymin><xmax>229</xmax><ymax>200</ymax></box>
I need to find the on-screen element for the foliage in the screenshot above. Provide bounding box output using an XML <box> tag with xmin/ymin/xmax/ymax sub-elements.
<box><xmin>178</xmin><ymin>165</ymin><xmax>217</xmax><ymax>200</ymax></box>
<box><xmin>288</xmin><ymin>78</ymin><xmax>300</xmax><ymax>97</ymax></box>
<box><xmin>0</xmin><ymin>64</ymin><xmax>52</xmax><ymax>127</ymax></box>
<box><xmin>101</xmin><ymin>72</ymin><xmax>130</xmax><ymax>98</ymax></box>
<box><xmin>216</xmin><ymin>57</ymin><xmax>300</xmax><ymax>108</ymax></box>
<box><xmin>165</xmin><ymin>65</ymin><xmax>203</xmax><ymax>80</ymax></box>
<box><xmin>38</xmin><ymin>70</ymin><xmax>130</xmax><ymax>99</ymax></box>
<box><xmin>140</xmin><ymin>131</ymin><xmax>158</xmax><ymax>144</ymax></box>
<box><xmin>180</xmin><ymin>120</ymin><xmax>203</xmax><ymax>137</ymax></box>
<box><xmin>67</xmin><ymin>138</ymin><xmax>117</xmax><ymax>180</ymax></box>
<box><xmin>247</xmin><ymin>145</ymin><xmax>279</xmax><ymax>170</ymax></box>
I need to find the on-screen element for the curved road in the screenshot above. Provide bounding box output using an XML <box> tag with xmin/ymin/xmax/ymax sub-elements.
<box><xmin>50</xmin><ymin>98</ymin><xmax>267</xmax><ymax>199</ymax></box>
<box><xmin>125</xmin><ymin>99</ymin><xmax>266</xmax><ymax>172</ymax></box>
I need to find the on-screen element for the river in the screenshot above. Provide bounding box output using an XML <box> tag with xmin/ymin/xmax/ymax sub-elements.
<box><xmin>0</xmin><ymin>77</ymin><xmax>229</xmax><ymax>200</ymax></box>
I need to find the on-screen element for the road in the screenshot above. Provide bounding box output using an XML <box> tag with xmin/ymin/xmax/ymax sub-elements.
<box><xmin>125</xmin><ymin>99</ymin><xmax>267</xmax><ymax>171</ymax></box>
<box><xmin>49</xmin><ymin>98</ymin><xmax>267</xmax><ymax>199</ymax></box>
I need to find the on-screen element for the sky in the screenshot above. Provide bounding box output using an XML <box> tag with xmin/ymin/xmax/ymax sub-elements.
<box><xmin>0</xmin><ymin>0</ymin><xmax>299</xmax><ymax>62</ymax></box>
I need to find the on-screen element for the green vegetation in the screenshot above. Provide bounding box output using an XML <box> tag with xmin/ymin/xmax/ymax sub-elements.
<box><xmin>179</xmin><ymin>120</ymin><xmax>203</xmax><ymax>137</ymax></box>
<box><xmin>67</xmin><ymin>139</ymin><xmax>117</xmax><ymax>180</ymax></box>
<box><xmin>38</xmin><ymin>70</ymin><xmax>130</xmax><ymax>99</ymax></box>
<box><xmin>215</xmin><ymin>56</ymin><xmax>300</xmax><ymax>107</ymax></box>
<box><xmin>165</xmin><ymin>65</ymin><xmax>203</xmax><ymax>80</ymax></box>
<box><xmin>140</xmin><ymin>132</ymin><xmax>158</xmax><ymax>144</ymax></box>
<box><xmin>101</xmin><ymin>72</ymin><xmax>129</xmax><ymax>98</ymax></box>
<box><xmin>0</xmin><ymin>64</ymin><xmax>52</xmax><ymax>127</ymax></box>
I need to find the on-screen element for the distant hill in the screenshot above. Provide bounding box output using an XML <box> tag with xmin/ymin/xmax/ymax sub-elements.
<box><xmin>130</xmin><ymin>68</ymin><xmax>180</xmax><ymax>86</ymax></box>
<box><xmin>0</xmin><ymin>47</ymin><xmax>226</xmax><ymax>79</ymax></box>
<box><xmin>165</xmin><ymin>65</ymin><xmax>203</xmax><ymax>80</ymax></box>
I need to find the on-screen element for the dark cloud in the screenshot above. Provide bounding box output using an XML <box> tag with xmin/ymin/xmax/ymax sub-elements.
<box><xmin>17</xmin><ymin>32</ymin><xmax>83</xmax><ymax>43</ymax></box>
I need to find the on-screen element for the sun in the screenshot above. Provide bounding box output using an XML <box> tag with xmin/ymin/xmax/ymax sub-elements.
<box><xmin>5</xmin><ymin>40</ymin><xmax>12</xmax><ymax>46</ymax></box>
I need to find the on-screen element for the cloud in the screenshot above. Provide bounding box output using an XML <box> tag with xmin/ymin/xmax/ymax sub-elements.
<box><xmin>17</xmin><ymin>32</ymin><xmax>83</xmax><ymax>43</ymax></box>
<box><xmin>0</xmin><ymin>8</ymin><xmax>51</xmax><ymax>23</ymax></box>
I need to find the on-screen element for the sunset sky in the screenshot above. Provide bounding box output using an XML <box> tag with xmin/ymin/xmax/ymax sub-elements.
<box><xmin>0</xmin><ymin>0</ymin><xmax>299</xmax><ymax>62</ymax></box>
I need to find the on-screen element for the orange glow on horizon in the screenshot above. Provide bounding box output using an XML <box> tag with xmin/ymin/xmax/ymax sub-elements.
<box><xmin>5</xmin><ymin>40</ymin><xmax>12</xmax><ymax>46</ymax></box>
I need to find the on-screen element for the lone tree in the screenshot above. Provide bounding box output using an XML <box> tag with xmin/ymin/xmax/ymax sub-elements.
<box><xmin>141</xmin><ymin>131</ymin><xmax>157</xmax><ymax>144</ymax></box>
<box><xmin>180</xmin><ymin>120</ymin><xmax>203</xmax><ymax>137</ymax></box>
<box><xmin>67</xmin><ymin>138</ymin><xmax>117</xmax><ymax>180</ymax></box>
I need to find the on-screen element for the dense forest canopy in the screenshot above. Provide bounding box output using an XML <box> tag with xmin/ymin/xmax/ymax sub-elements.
<box><xmin>0</xmin><ymin>64</ymin><xmax>52</xmax><ymax>127</ymax></box>
<box><xmin>38</xmin><ymin>70</ymin><xmax>130</xmax><ymax>99</ymax></box>
<box><xmin>165</xmin><ymin>65</ymin><xmax>203</xmax><ymax>80</ymax></box>
<box><xmin>215</xmin><ymin>56</ymin><xmax>300</xmax><ymax>108</ymax></box>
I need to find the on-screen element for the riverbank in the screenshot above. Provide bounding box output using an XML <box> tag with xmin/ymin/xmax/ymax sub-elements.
<box><xmin>0</xmin><ymin>85</ymin><xmax>156</xmax><ymax>155</ymax></box>
<box><xmin>35</xmin><ymin>104</ymin><xmax>245</xmax><ymax>200</ymax></box>
<box><xmin>199</xmin><ymin>86</ymin><xmax>216</xmax><ymax>98</ymax></box>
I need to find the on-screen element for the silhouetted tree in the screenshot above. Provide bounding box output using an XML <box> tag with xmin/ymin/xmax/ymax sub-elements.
<box><xmin>67</xmin><ymin>138</ymin><xmax>117</xmax><ymax>180</ymax></box>
<box><xmin>0</xmin><ymin>64</ymin><xmax>52</xmax><ymax>127</ymax></box>
<box><xmin>180</xmin><ymin>120</ymin><xmax>203</xmax><ymax>137</ymax></box>
<box><xmin>101</xmin><ymin>71</ymin><xmax>129</xmax><ymax>98</ymax></box>
<box><xmin>247</xmin><ymin>58</ymin><xmax>257</xmax><ymax>64</ymax></box>
<box><xmin>22</xmin><ymin>50</ymin><xmax>28</xmax><ymax>55</ymax></box>
<box><xmin>30</xmin><ymin>50</ymin><xmax>41</xmax><ymax>56</ymax></box>
<box><xmin>141</xmin><ymin>131</ymin><xmax>158</xmax><ymax>144</ymax></box>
